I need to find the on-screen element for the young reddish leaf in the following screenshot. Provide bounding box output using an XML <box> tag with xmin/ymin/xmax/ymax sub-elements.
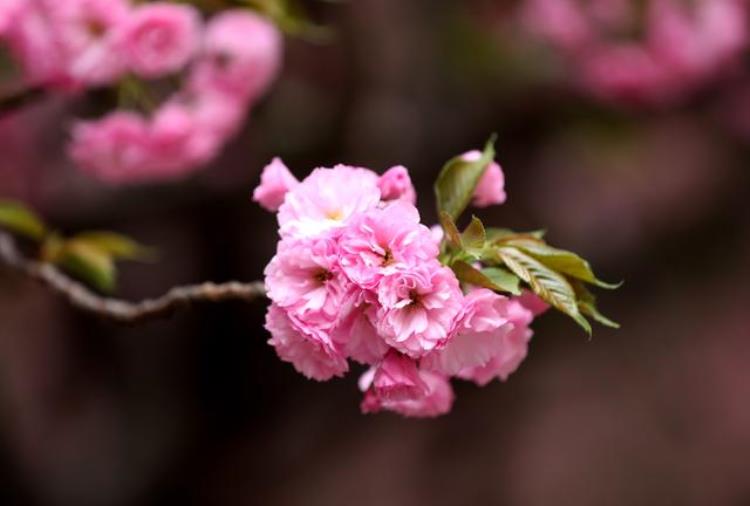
<box><xmin>462</xmin><ymin>215</ymin><xmax>486</xmax><ymax>250</ymax></box>
<box><xmin>439</xmin><ymin>211</ymin><xmax>462</xmax><ymax>250</ymax></box>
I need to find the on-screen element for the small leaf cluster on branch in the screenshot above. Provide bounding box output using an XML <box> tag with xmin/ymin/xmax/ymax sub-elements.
<box><xmin>253</xmin><ymin>137</ymin><xmax>619</xmax><ymax>418</ymax></box>
<box><xmin>436</xmin><ymin>139</ymin><xmax>619</xmax><ymax>334</ymax></box>
<box><xmin>0</xmin><ymin>200</ymin><xmax>151</xmax><ymax>293</ymax></box>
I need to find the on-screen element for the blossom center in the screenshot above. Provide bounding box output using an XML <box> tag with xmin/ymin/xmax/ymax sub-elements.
<box><xmin>86</xmin><ymin>20</ymin><xmax>107</xmax><ymax>38</ymax></box>
<box><xmin>314</xmin><ymin>269</ymin><xmax>333</xmax><ymax>284</ymax></box>
<box><xmin>407</xmin><ymin>290</ymin><xmax>422</xmax><ymax>307</ymax></box>
<box><xmin>326</xmin><ymin>209</ymin><xmax>343</xmax><ymax>221</ymax></box>
<box><xmin>382</xmin><ymin>247</ymin><xmax>394</xmax><ymax>266</ymax></box>
<box><xmin>212</xmin><ymin>51</ymin><xmax>232</xmax><ymax>69</ymax></box>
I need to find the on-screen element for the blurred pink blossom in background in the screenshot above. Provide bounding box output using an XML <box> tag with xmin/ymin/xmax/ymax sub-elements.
<box><xmin>521</xmin><ymin>0</ymin><xmax>749</xmax><ymax>105</ymax></box>
<box><xmin>118</xmin><ymin>3</ymin><xmax>200</xmax><ymax>78</ymax></box>
<box><xmin>68</xmin><ymin>111</ymin><xmax>151</xmax><ymax>184</ymax></box>
<box><xmin>1</xmin><ymin>3</ymin><xmax>283</xmax><ymax>184</ymax></box>
<box><xmin>190</xmin><ymin>10</ymin><xmax>282</xmax><ymax>102</ymax></box>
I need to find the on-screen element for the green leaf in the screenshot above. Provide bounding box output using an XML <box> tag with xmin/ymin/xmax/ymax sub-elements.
<box><xmin>481</xmin><ymin>267</ymin><xmax>521</xmax><ymax>295</ymax></box>
<box><xmin>439</xmin><ymin>211</ymin><xmax>462</xmax><ymax>250</ymax></box>
<box><xmin>434</xmin><ymin>135</ymin><xmax>496</xmax><ymax>221</ymax></box>
<box><xmin>451</xmin><ymin>260</ymin><xmax>520</xmax><ymax>295</ymax></box>
<box><xmin>243</xmin><ymin>0</ymin><xmax>333</xmax><ymax>42</ymax></box>
<box><xmin>572</xmin><ymin>280</ymin><xmax>620</xmax><ymax>329</ymax></box>
<box><xmin>461</xmin><ymin>215</ymin><xmax>486</xmax><ymax>250</ymax></box>
<box><xmin>486</xmin><ymin>227</ymin><xmax>546</xmax><ymax>242</ymax></box>
<box><xmin>72</xmin><ymin>231</ymin><xmax>155</xmax><ymax>261</ymax></box>
<box><xmin>504</xmin><ymin>238</ymin><xmax>620</xmax><ymax>289</ymax></box>
<box><xmin>56</xmin><ymin>240</ymin><xmax>116</xmax><ymax>293</ymax></box>
<box><xmin>497</xmin><ymin>246</ymin><xmax>591</xmax><ymax>334</ymax></box>
<box><xmin>0</xmin><ymin>200</ymin><xmax>46</xmax><ymax>240</ymax></box>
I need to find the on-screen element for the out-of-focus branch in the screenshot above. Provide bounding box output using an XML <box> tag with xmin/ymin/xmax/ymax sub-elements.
<box><xmin>0</xmin><ymin>87</ymin><xmax>45</xmax><ymax>117</ymax></box>
<box><xmin>0</xmin><ymin>231</ymin><xmax>267</xmax><ymax>324</ymax></box>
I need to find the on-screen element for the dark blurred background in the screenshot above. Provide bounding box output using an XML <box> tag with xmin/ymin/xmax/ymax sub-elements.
<box><xmin>1</xmin><ymin>1</ymin><xmax>750</xmax><ymax>505</ymax></box>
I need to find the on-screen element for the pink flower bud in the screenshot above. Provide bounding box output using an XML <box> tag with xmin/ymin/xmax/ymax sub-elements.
<box><xmin>377</xmin><ymin>165</ymin><xmax>417</xmax><ymax>204</ymax></box>
<box><xmin>462</xmin><ymin>150</ymin><xmax>507</xmax><ymax>208</ymax></box>
<box><xmin>252</xmin><ymin>158</ymin><xmax>300</xmax><ymax>212</ymax></box>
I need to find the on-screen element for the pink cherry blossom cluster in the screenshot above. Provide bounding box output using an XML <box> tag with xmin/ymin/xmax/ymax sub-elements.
<box><xmin>0</xmin><ymin>1</ymin><xmax>282</xmax><ymax>183</ymax></box>
<box><xmin>521</xmin><ymin>0</ymin><xmax>748</xmax><ymax>105</ymax></box>
<box><xmin>252</xmin><ymin>155</ymin><xmax>547</xmax><ymax>417</ymax></box>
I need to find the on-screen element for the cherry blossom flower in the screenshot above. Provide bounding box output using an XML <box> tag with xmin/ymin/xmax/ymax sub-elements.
<box><xmin>339</xmin><ymin>200</ymin><xmax>437</xmax><ymax>289</ymax></box>
<box><xmin>361</xmin><ymin>367</ymin><xmax>454</xmax><ymax>418</ymax></box>
<box><xmin>422</xmin><ymin>289</ymin><xmax>513</xmax><ymax>375</ymax></box>
<box><xmin>54</xmin><ymin>0</ymin><xmax>131</xmax><ymax>86</ymax></box>
<box><xmin>376</xmin><ymin>261</ymin><xmax>463</xmax><ymax>358</ymax></box>
<box><xmin>331</xmin><ymin>289</ymin><xmax>389</xmax><ymax>365</ymax></box>
<box><xmin>118</xmin><ymin>3</ymin><xmax>200</xmax><ymax>78</ymax></box>
<box><xmin>69</xmin><ymin>99</ymin><xmax>239</xmax><ymax>184</ymax></box>
<box><xmin>3</xmin><ymin>3</ymin><xmax>284</xmax><ymax>182</ymax></box>
<box><xmin>361</xmin><ymin>351</ymin><xmax>428</xmax><ymax>402</ymax></box>
<box><xmin>277</xmin><ymin>165</ymin><xmax>381</xmax><ymax>239</ymax></box>
<box><xmin>190</xmin><ymin>10</ymin><xmax>282</xmax><ymax>101</ymax></box>
<box><xmin>0</xmin><ymin>0</ymin><xmax>23</xmax><ymax>36</ymax></box>
<box><xmin>521</xmin><ymin>0</ymin><xmax>749</xmax><ymax>105</ymax></box>
<box><xmin>69</xmin><ymin>111</ymin><xmax>152</xmax><ymax>184</ymax></box>
<box><xmin>457</xmin><ymin>298</ymin><xmax>536</xmax><ymax>385</ymax></box>
<box><xmin>253</xmin><ymin>153</ymin><xmax>556</xmax><ymax>417</ymax></box>
<box><xmin>2</xmin><ymin>1</ymin><xmax>69</xmax><ymax>88</ymax></box>
<box><xmin>265</xmin><ymin>304</ymin><xmax>348</xmax><ymax>381</ymax></box>
<box><xmin>264</xmin><ymin>234</ymin><xmax>349</xmax><ymax>330</ymax></box>
<box><xmin>580</xmin><ymin>44</ymin><xmax>676</xmax><ymax>105</ymax></box>
<box><xmin>650</xmin><ymin>0</ymin><xmax>747</xmax><ymax>83</ymax></box>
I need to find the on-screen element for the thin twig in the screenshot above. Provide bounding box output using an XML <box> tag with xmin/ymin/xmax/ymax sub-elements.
<box><xmin>0</xmin><ymin>87</ymin><xmax>45</xmax><ymax>117</ymax></box>
<box><xmin>0</xmin><ymin>231</ymin><xmax>267</xmax><ymax>324</ymax></box>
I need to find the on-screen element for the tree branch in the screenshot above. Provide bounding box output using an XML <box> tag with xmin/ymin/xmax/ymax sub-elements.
<box><xmin>0</xmin><ymin>87</ymin><xmax>45</xmax><ymax>117</ymax></box>
<box><xmin>0</xmin><ymin>231</ymin><xmax>267</xmax><ymax>324</ymax></box>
